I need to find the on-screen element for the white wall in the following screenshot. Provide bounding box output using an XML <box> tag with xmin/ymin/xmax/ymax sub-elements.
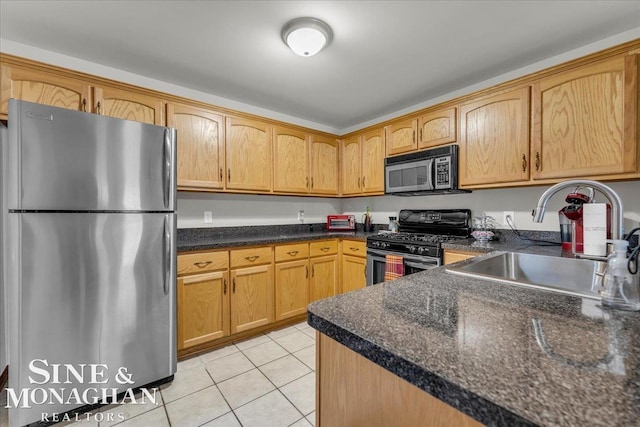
<box><xmin>343</xmin><ymin>181</ymin><xmax>640</xmax><ymax>233</ymax></box>
<box><xmin>178</xmin><ymin>192</ymin><xmax>341</xmax><ymax>228</ymax></box>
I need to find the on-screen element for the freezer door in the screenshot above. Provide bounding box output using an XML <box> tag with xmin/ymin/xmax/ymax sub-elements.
<box><xmin>8</xmin><ymin>212</ymin><xmax>176</xmax><ymax>427</ymax></box>
<box><xmin>7</xmin><ymin>99</ymin><xmax>176</xmax><ymax>211</ymax></box>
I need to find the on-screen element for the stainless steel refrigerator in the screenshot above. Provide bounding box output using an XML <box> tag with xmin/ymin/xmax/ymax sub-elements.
<box><xmin>3</xmin><ymin>100</ymin><xmax>177</xmax><ymax>427</ymax></box>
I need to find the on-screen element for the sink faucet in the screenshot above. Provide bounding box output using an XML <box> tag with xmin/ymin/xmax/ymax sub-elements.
<box><xmin>532</xmin><ymin>179</ymin><xmax>624</xmax><ymax>240</ymax></box>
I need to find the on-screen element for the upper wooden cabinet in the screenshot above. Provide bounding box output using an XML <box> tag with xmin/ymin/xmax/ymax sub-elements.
<box><xmin>1</xmin><ymin>63</ymin><xmax>92</xmax><ymax>115</ymax></box>
<box><xmin>386</xmin><ymin>118</ymin><xmax>417</xmax><ymax>156</ymax></box>
<box><xmin>361</xmin><ymin>128</ymin><xmax>385</xmax><ymax>193</ymax></box>
<box><xmin>167</xmin><ymin>102</ymin><xmax>225</xmax><ymax>191</ymax></box>
<box><xmin>310</xmin><ymin>134</ymin><xmax>339</xmax><ymax>195</ymax></box>
<box><xmin>459</xmin><ymin>86</ymin><xmax>531</xmax><ymax>187</ymax></box>
<box><xmin>418</xmin><ymin>107</ymin><xmax>457</xmax><ymax>149</ymax></box>
<box><xmin>341</xmin><ymin>136</ymin><xmax>362</xmax><ymax>195</ymax></box>
<box><xmin>226</xmin><ymin>117</ymin><xmax>272</xmax><ymax>192</ymax></box>
<box><xmin>273</xmin><ymin>126</ymin><xmax>309</xmax><ymax>193</ymax></box>
<box><xmin>93</xmin><ymin>86</ymin><xmax>163</xmax><ymax>125</ymax></box>
<box><xmin>531</xmin><ymin>54</ymin><xmax>638</xmax><ymax>180</ymax></box>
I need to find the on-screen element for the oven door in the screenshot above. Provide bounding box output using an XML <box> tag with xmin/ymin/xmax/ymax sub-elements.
<box><xmin>366</xmin><ymin>248</ymin><xmax>441</xmax><ymax>286</ymax></box>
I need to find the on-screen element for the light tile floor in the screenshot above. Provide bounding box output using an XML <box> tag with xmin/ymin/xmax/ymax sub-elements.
<box><xmin>0</xmin><ymin>322</ymin><xmax>317</xmax><ymax>427</ymax></box>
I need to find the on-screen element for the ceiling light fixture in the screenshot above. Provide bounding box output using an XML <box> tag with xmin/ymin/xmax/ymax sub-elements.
<box><xmin>281</xmin><ymin>17</ymin><xmax>333</xmax><ymax>57</ymax></box>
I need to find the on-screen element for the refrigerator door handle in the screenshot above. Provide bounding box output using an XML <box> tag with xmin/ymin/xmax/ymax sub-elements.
<box><xmin>163</xmin><ymin>129</ymin><xmax>172</xmax><ymax>210</ymax></box>
<box><xmin>163</xmin><ymin>215</ymin><xmax>171</xmax><ymax>295</ymax></box>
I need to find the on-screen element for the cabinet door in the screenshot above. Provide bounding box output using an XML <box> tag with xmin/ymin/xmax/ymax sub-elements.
<box><xmin>93</xmin><ymin>86</ymin><xmax>163</xmax><ymax>125</ymax></box>
<box><xmin>230</xmin><ymin>264</ymin><xmax>274</xmax><ymax>333</ymax></box>
<box><xmin>532</xmin><ymin>55</ymin><xmax>638</xmax><ymax>179</ymax></box>
<box><xmin>459</xmin><ymin>87</ymin><xmax>530</xmax><ymax>186</ymax></box>
<box><xmin>226</xmin><ymin>117</ymin><xmax>272</xmax><ymax>192</ymax></box>
<box><xmin>167</xmin><ymin>102</ymin><xmax>224</xmax><ymax>191</ymax></box>
<box><xmin>1</xmin><ymin>64</ymin><xmax>91</xmax><ymax>115</ymax></box>
<box><xmin>178</xmin><ymin>271</ymin><xmax>229</xmax><ymax>350</ymax></box>
<box><xmin>341</xmin><ymin>136</ymin><xmax>362</xmax><ymax>195</ymax></box>
<box><xmin>310</xmin><ymin>134</ymin><xmax>339</xmax><ymax>195</ymax></box>
<box><xmin>386</xmin><ymin>118</ymin><xmax>417</xmax><ymax>156</ymax></box>
<box><xmin>418</xmin><ymin>107</ymin><xmax>456</xmax><ymax>149</ymax></box>
<box><xmin>275</xmin><ymin>260</ymin><xmax>309</xmax><ymax>320</ymax></box>
<box><xmin>341</xmin><ymin>255</ymin><xmax>366</xmax><ymax>294</ymax></box>
<box><xmin>310</xmin><ymin>255</ymin><xmax>338</xmax><ymax>302</ymax></box>
<box><xmin>362</xmin><ymin>128</ymin><xmax>385</xmax><ymax>193</ymax></box>
<box><xmin>273</xmin><ymin>126</ymin><xmax>309</xmax><ymax>193</ymax></box>
<box><xmin>443</xmin><ymin>250</ymin><xmax>476</xmax><ymax>265</ymax></box>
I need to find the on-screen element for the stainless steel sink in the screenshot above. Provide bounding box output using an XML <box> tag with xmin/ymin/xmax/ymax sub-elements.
<box><xmin>446</xmin><ymin>251</ymin><xmax>607</xmax><ymax>299</ymax></box>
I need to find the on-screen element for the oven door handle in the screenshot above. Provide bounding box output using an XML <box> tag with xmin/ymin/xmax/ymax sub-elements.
<box><xmin>405</xmin><ymin>261</ymin><xmax>439</xmax><ymax>269</ymax></box>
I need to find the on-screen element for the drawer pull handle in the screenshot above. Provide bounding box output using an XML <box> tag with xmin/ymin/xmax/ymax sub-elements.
<box><xmin>349</xmin><ymin>247</ymin><xmax>360</xmax><ymax>251</ymax></box>
<box><xmin>220</xmin><ymin>167</ymin><xmax>223</xmax><ymax>181</ymax></box>
<box><xmin>233</xmin><ymin>277</ymin><xmax>236</xmax><ymax>293</ymax></box>
<box><xmin>357</xmin><ymin>177</ymin><xmax>360</xmax><ymax>188</ymax></box>
<box><xmin>306</xmin><ymin>265</ymin><xmax>309</xmax><ymax>278</ymax></box>
<box><xmin>287</xmin><ymin>250</ymin><xmax>299</xmax><ymax>256</ymax></box>
<box><xmin>521</xmin><ymin>154</ymin><xmax>527</xmax><ymax>172</ymax></box>
<box><xmin>223</xmin><ymin>278</ymin><xmax>227</xmax><ymax>294</ymax></box>
<box><xmin>228</xmin><ymin>168</ymin><xmax>231</xmax><ymax>181</ymax></box>
<box><xmin>306</xmin><ymin>176</ymin><xmax>309</xmax><ymax>188</ymax></box>
<box><xmin>320</xmin><ymin>247</ymin><xmax>330</xmax><ymax>252</ymax></box>
<box><xmin>311</xmin><ymin>177</ymin><xmax>314</xmax><ymax>189</ymax></box>
<box><xmin>362</xmin><ymin>176</ymin><xmax>366</xmax><ymax>187</ymax></box>
<box><xmin>535</xmin><ymin>151</ymin><xmax>540</xmax><ymax>171</ymax></box>
<box><xmin>194</xmin><ymin>261</ymin><xmax>213</xmax><ymax>268</ymax></box>
<box><xmin>245</xmin><ymin>255</ymin><xmax>260</xmax><ymax>262</ymax></box>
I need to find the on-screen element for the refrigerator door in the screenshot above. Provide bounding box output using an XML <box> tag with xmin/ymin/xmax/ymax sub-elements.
<box><xmin>8</xmin><ymin>212</ymin><xmax>176</xmax><ymax>427</ymax></box>
<box><xmin>7</xmin><ymin>99</ymin><xmax>176</xmax><ymax>212</ymax></box>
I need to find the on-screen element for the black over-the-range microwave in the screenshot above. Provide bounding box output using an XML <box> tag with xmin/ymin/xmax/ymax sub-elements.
<box><xmin>384</xmin><ymin>145</ymin><xmax>470</xmax><ymax>196</ymax></box>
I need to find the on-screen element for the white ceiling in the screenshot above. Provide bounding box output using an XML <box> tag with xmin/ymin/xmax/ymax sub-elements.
<box><xmin>1</xmin><ymin>1</ymin><xmax>640</xmax><ymax>133</ymax></box>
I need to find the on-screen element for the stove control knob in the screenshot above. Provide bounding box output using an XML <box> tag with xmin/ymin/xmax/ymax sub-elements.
<box><xmin>408</xmin><ymin>245</ymin><xmax>416</xmax><ymax>254</ymax></box>
<box><xmin>417</xmin><ymin>247</ymin><xmax>426</xmax><ymax>255</ymax></box>
<box><xmin>381</xmin><ymin>242</ymin><xmax>389</xmax><ymax>250</ymax></box>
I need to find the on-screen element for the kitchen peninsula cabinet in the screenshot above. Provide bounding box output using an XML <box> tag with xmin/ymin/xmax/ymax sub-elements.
<box><xmin>418</xmin><ymin>107</ymin><xmax>457</xmax><ymax>149</ymax></box>
<box><xmin>230</xmin><ymin>246</ymin><xmax>275</xmax><ymax>333</ymax></box>
<box><xmin>273</xmin><ymin>126</ymin><xmax>309</xmax><ymax>193</ymax></box>
<box><xmin>443</xmin><ymin>249</ymin><xmax>477</xmax><ymax>265</ymax></box>
<box><xmin>309</xmin><ymin>241</ymin><xmax>339</xmax><ymax>302</ymax></box>
<box><xmin>386</xmin><ymin>118</ymin><xmax>417</xmax><ymax>156</ymax></box>
<box><xmin>531</xmin><ymin>54</ymin><xmax>638</xmax><ymax>180</ymax></box>
<box><xmin>0</xmin><ymin>63</ymin><xmax>92</xmax><ymax>115</ymax></box>
<box><xmin>274</xmin><ymin>243</ymin><xmax>310</xmax><ymax>320</ymax></box>
<box><xmin>167</xmin><ymin>102</ymin><xmax>225</xmax><ymax>191</ymax></box>
<box><xmin>340</xmin><ymin>240</ymin><xmax>367</xmax><ymax>293</ymax></box>
<box><xmin>177</xmin><ymin>251</ymin><xmax>230</xmax><ymax>351</ymax></box>
<box><xmin>459</xmin><ymin>86</ymin><xmax>531</xmax><ymax>187</ymax></box>
<box><xmin>225</xmin><ymin>117</ymin><xmax>272</xmax><ymax>192</ymax></box>
<box><xmin>309</xmin><ymin>134</ymin><xmax>339</xmax><ymax>195</ymax></box>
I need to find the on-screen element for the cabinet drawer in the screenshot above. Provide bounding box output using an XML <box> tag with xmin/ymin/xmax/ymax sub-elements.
<box><xmin>275</xmin><ymin>243</ymin><xmax>309</xmax><ymax>262</ymax></box>
<box><xmin>342</xmin><ymin>240</ymin><xmax>366</xmax><ymax>258</ymax></box>
<box><xmin>310</xmin><ymin>240</ymin><xmax>338</xmax><ymax>257</ymax></box>
<box><xmin>178</xmin><ymin>251</ymin><xmax>229</xmax><ymax>276</ymax></box>
<box><xmin>230</xmin><ymin>246</ymin><xmax>274</xmax><ymax>268</ymax></box>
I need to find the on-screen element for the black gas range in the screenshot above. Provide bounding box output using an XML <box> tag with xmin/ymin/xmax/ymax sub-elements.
<box><xmin>365</xmin><ymin>209</ymin><xmax>471</xmax><ymax>285</ymax></box>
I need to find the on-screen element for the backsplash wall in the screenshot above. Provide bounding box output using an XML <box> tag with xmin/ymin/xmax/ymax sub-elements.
<box><xmin>177</xmin><ymin>192</ymin><xmax>341</xmax><ymax>228</ymax></box>
<box><xmin>342</xmin><ymin>181</ymin><xmax>640</xmax><ymax>233</ymax></box>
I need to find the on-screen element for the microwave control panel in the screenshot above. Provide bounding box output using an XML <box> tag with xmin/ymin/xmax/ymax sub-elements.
<box><xmin>434</xmin><ymin>156</ymin><xmax>452</xmax><ymax>189</ymax></box>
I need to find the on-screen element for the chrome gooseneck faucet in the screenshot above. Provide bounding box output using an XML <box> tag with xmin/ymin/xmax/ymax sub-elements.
<box><xmin>532</xmin><ymin>179</ymin><xmax>624</xmax><ymax>240</ymax></box>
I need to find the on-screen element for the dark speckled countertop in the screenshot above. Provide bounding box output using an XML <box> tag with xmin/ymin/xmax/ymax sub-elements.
<box><xmin>308</xmin><ymin>246</ymin><xmax>640</xmax><ymax>427</ymax></box>
<box><xmin>177</xmin><ymin>223</ymin><xmax>377</xmax><ymax>252</ymax></box>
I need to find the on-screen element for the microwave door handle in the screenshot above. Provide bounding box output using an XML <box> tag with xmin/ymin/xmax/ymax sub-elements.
<box><xmin>428</xmin><ymin>158</ymin><xmax>435</xmax><ymax>190</ymax></box>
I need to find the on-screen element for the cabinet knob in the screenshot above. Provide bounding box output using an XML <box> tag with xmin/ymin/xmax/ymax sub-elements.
<box><xmin>95</xmin><ymin>101</ymin><xmax>102</xmax><ymax>115</ymax></box>
<box><xmin>521</xmin><ymin>154</ymin><xmax>527</xmax><ymax>172</ymax></box>
<box><xmin>82</xmin><ymin>98</ymin><xmax>87</xmax><ymax>112</ymax></box>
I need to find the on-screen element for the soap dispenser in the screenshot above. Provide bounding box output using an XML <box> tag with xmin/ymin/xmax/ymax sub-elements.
<box><xmin>602</xmin><ymin>239</ymin><xmax>640</xmax><ymax>311</ymax></box>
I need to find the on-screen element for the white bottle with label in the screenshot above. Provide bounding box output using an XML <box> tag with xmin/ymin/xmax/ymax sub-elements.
<box><xmin>602</xmin><ymin>240</ymin><xmax>640</xmax><ymax>311</ymax></box>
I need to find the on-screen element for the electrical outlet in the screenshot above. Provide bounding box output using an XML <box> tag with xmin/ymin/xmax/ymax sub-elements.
<box><xmin>297</xmin><ymin>210</ymin><xmax>304</xmax><ymax>223</ymax></box>
<box><xmin>203</xmin><ymin>211</ymin><xmax>213</xmax><ymax>223</ymax></box>
<box><xmin>503</xmin><ymin>211</ymin><xmax>514</xmax><ymax>226</ymax></box>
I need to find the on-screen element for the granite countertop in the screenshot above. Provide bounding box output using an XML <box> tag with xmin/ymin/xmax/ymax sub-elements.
<box><xmin>308</xmin><ymin>249</ymin><xmax>640</xmax><ymax>427</ymax></box>
<box><xmin>177</xmin><ymin>223</ymin><xmax>377</xmax><ymax>252</ymax></box>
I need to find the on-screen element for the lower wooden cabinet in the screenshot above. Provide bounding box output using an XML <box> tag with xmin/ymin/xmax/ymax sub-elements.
<box><xmin>310</xmin><ymin>255</ymin><xmax>339</xmax><ymax>302</ymax></box>
<box><xmin>177</xmin><ymin>251</ymin><xmax>230</xmax><ymax>351</ymax></box>
<box><xmin>443</xmin><ymin>250</ymin><xmax>477</xmax><ymax>265</ymax></box>
<box><xmin>275</xmin><ymin>259</ymin><xmax>309</xmax><ymax>320</ymax></box>
<box><xmin>341</xmin><ymin>240</ymin><xmax>367</xmax><ymax>293</ymax></box>
<box><xmin>230</xmin><ymin>260</ymin><xmax>275</xmax><ymax>334</ymax></box>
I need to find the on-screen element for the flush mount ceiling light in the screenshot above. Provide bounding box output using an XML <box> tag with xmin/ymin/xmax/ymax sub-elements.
<box><xmin>282</xmin><ymin>17</ymin><xmax>333</xmax><ymax>57</ymax></box>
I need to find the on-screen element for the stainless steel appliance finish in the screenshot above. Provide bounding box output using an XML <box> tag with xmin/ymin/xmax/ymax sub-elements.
<box><xmin>446</xmin><ymin>251</ymin><xmax>607</xmax><ymax>299</ymax></box>
<box><xmin>384</xmin><ymin>145</ymin><xmax>470</xmax><ymax>196</ymax></box>
<box><xmin>5</xmin><ymin>100</ymin><xmax>177</xmax><ymax>427</ymax></box>
<box><xmin>366</xmin><ymin>209</ymin><xmax>471</xmax><ymax>285</ymax></box>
